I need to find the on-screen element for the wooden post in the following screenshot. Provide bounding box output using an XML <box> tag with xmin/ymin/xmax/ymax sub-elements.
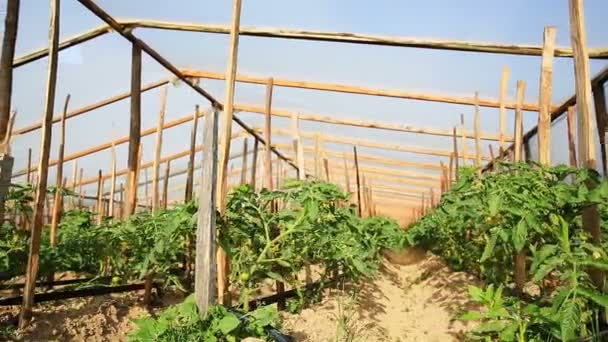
<box><xmin>162</xmin><ymin>160</ymin><xmax>170</xmax><ymax>209</ymax></box>
<box><xmin>95</xmin><ymin>169</ymin><xmax>103</xmax><ymax>222</ymax></box>
<box><xmin>216</xmin><ymin>0</ymin><xmax>242</xmax><ymax>307</ymax></box>
<box><xmin>77</xmin><ymin>168</ymin><xmax>84</xmax><ymax>208</ymax></box>
<box><xmin>570</xmin><ymin>0</ymin><xmax>603</xmax><ymax>290</ymax></box>
<box><xmin>118</xmin><ymin>182</ymin><xmax>124</xmax><ymax>218</ymax></box>
<box><xmin>498</xmin><ymin>67</ymin><xmax>510</xmax><ymax>152</ymax></box>
<box><xmin>264</xmin><ymin>78</ymin><xmax>274</xmax><ymax>190</ymax></box>
<box><xmin>143</xmin><ymin>161</ymin><xmax>149</xmax><ymax>204</ymax></box>
<box><xmin>592</xmin><ymin>84</ymin><xmax>607</xmax><ymax>175</ymax></box>
<box><xmin>343</xmin><ymin>153</ymin><xmax>351</xmax><ymax>193</ymax></box>
<box><xmin>152</xmin><ymin>85</ymin><xmax>167</xmax><ymax>211</ymax></box>
<box><xmin>20</xmin><ymin>0</ymin><xmax>59</xmax><ymax>327</ymax></box>
<box><xmin>567</xmin><ymin>106</ymin><xmax>578</xmax><ymax>167</ymax></box>
<box><xmin>441</xmin><ymin>163</ymin><xmax>449</xmax><ymax>193</ymax></box>
<box><xmin>125</xmin><ymin>43</ymin><xmax>142</xmax><ymax>217</ymax></box>
<box><xmin>195</xmin><ymin>107</ymin><xmax>219</xmax><ymax>316</ymax></box>
<box><xmin>69</xmin><ymin>160</ymin><xmax>77</xmax><ymax>209</ymax></box>
<box><xmin>538</xmin><ymin>26</ymin><xmax>557</xmax><ymax>165</ymax></box>
<box><xmin>240</xmin><ymin>139</ymin><xmax>248</xmax><ymax>185</ymax></box>
<box><xmin>314</xmin><ymin>134</ymin><xmax>321</xmax><ymax>178</ymax></box>
<box><xmin>460</xmin><ymin>114</ymin><xmax>468</xmax><ymax>165</ymax></box>
<box><xmin>292</xmin><ymin>113</ymin><xmax>305</xmax><ymax>180</ymax></box>
<box><xmin>26</xmin><ymin>148</ymin><xmax>32</xmax><ymax>183</ymax></box>
<box><xmin>323</xmin><ymin>158</ymin><xmax>330</xmax><ymax>182</ymax></box>
<box><xmin>514</xmin><ymin>80</ymin><xmax>526</xmax><ymax>162</ymax></box>
<box><xmin>474</xmin><ymin>92</ymin><xmax>481</xmax><ymax>169</ymax></box>
<box><xmin>0</xmin><ymin>0</ymin><xmax>20</xmax><ymax>142</ymax></box>
<box><xmin>185</xmin><ymin>105</ymin><xmax>199</xmax><ymax>202</ymax></box>
<box><xmin>353</xmin><ymin>146</ymin><xmax>362</xmax><ymax>217</ymax></box>
<box><xmin>50</xmin><ymin>94</ymin><xmax>69</xmax><ymax>246</ymax></box>
<box><xmin>452</xmin><ymin>127</ymin><xmax>459</xmax><ymax>180</ymax></box>
<box><xmin>250</xmin><ymin>139</ymin><xmax>259</xmax><ymax>189</ymax></box>
<box><xmin>108</xmin><ymin>143</ymin><xmax>117</xmax><ymax>216</ymax></box>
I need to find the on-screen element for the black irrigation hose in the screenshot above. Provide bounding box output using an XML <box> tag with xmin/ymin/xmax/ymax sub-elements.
<box><xmin>0</xmin><ymin>276</ymin><xmax>110</xmax><ymax>290</ymax></box>
<box><xmin>228</xmin><ymin>308</ymin><xmax>294</xmax><ymax>342</ymax></box>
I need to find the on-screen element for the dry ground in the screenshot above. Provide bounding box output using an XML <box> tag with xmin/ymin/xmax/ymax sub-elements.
<box><xmin>0</xmin><ymin>249</ymin><xmax>479</xmax><ymax>341</ymax></box>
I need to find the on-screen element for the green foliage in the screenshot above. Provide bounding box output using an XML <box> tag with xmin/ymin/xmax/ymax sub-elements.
<box><xmin>406</xmin><ymin>161</ymin><xmax>608</xmax><ymax>341</ymax></box>
<box><xmin>219</xmin><ymin>179</ymin><xmax>407</xmax><ymax>308</ymax></box>
<box><xmin>128</xmin><ymin>295</ymin><xmax>280</xmax><ymax>342</ymax></box>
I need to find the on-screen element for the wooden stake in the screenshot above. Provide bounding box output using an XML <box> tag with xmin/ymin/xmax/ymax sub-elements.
<box><xmin>460</xmin><ymin>114</ymin><xmax>468</xmax><ymax>166</ymax></box>
<box><xmin>240</xmin><ymin>139</ymin><xmax>248</xmax><ymax>185</ymax></box>
<box><xmin>314</xmin><ymin>134</ymin><xmax>320</xmax><ymax>178</ymax></box>
<box><xmin>69</xmin><ymin>160</ymin><xmax>77</xmax><ymax>208</ymax></box>
<box><xmin>566</xmin><ymin>106</ymin><xmax>578</xmax><ymax>167</ymax></box>
<box><xmin>448</xmin><ymin>153</ymin><xmax>455</xmax><ymax>185</ymax></box>
<box><xmin>77</xmin><ymin>168</ymin><xmax>83</xmax><ymax>208</ymax></box>
<box><xmin>0</xmin><ymin>0</ymin><xmax>20</xmax><ymax>142</ymax></box>
<box><xmin>570</xmin><ymin>0</ymin><xmax>602</xmax><ymax>290</ymax></box>
<box><xmin>50</xmin><ymin>94</ymin><xmax>70</xmax><ymax>246</ymax></box>
<box><xmin>323</xmin><ymin>158</ymin><xmax>330</xmax><ymax>182</ymax></box>
<box><xmin>185</xmin><ymin>105</ymin><xmax>199</xmax><ymax>202</ymax></box>
<box><xmin>291</xmin><ymin>113</ymin><xmax>306</xmax><ymax>180</ymax></box>
<box><xmin>474</xmin><ymin>92</ymin><xmax>481</xmax><ymax>169</ymax></box>
<box><xmin>264</xmin><ymin>78</ymin><xmax>274</xmax><ymax>190</ymax></box>
<box><xmin>96</xmin><ymin>170</ymin><xmax>104</xmax><ymax>224</ymax></box>
<box><xmin>593</xmin><ymin>83</ymin><xmax>607</xmax><ymax>175</ymax></box>
<box><xmin>26</xmin><ymin>148</ymin><xmax>32</xmax><ymax>183</ymax></box>
<box><xmin>108</xmin><ymin>143</ymin><xmax>117</xmax><ymax>216</ymax></box>
<box><xmin>125</xmin><ymin>43</ymin><xmax>142</xmax><ymax>217</ymax></box>
<box><xmin>353</xmin><ymin>146</ymin><xmax>362</xmax><ymax>217</ymax></box>
<box><xmin>152</xmin><ymin>85</ymin><xmax>167</xmax><ymax>210</ymax></box>
<box><xmin>498</xmin><ymin>67</ymin><xmax>510</xmax><ymax>152</ymax></box>
<box><xmin>514</xmin><ymin>81</ymin><xmax>526</xmax><ymax>162</ymax></box>
<box><xmin>250</xmin><ymin>139</ymin><xmax>259</xmax><ymax>189</ymax></box>
<box><xmin>538</xmin><ymin>26</ymin><xmax>557</xmax><ymax>165</ymax></box>
<box><xmin>216</xmin><ymin>0</ymin><xmax>242</xmax><ymax>307</ymax></box>
<box><xmin>343</xmin><ymin>153</ymin><xmax>351</xmax><ymax>193</ymax></box>
<box><xmin>20</xmin><ymin>0</ymin><xmax>60</xmax><ymax>327</ymax></box>
<box><xmin>118</xmin><ymin>183</ymin><xmax>124</xmax><ymax>218</ymax></box>
<box><xmin>195</xmin><ymin>106</ymin><xmax>219</xmax><ymax>316</ymax></box>
<box><xmin>452</xmin><ymin>127</ymin><xmax>459</xmax><ymax>178</ymax></box>
<box><xmin>162</xmin><ymin>160</ymin><xmax>170</xmax><ymax>209</ymax></box>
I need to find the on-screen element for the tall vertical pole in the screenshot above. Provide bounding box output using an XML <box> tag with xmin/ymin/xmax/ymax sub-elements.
<box><xmin>474</xmin><ymin>92</ymin><xmax>481</xmax><ymax>170</ymax></box>
<box><xmin>460</xmin><ymin>114</ymin><xmax>468</xmax><ymax>165</ymax></box>
<box><xmin>538</xmin><ymin>26</ymin><xmax>557</xmax><ymax>165</ymax></box>
<box><xmin>498</xmin><ymin>67</ymin><xmax>510</xmax><ymax>153</ymax></box>
<box><xmin>592</xmin><ymin>84</ymin><xmax>607</xmax><ymax>175</ymax></box>
<box><xmin>26</xmin><ymin>148</ymin><xmax>32</xmax><ymax>183</ymax></box>
<box><xmin>570</xmin><ymin>0</ymin><xmax>602</xmax><ymax>290</ymax></box>
<box><xmin>513</xmin><ymin>81</ymin><xmax>526</xmax><ymax>162</ymax></box>
<box><xmin>240</xmin><ymin>139</ymin><xmax>248</xmax><ymax>185</ymax></box>
<box><xmin>343</xmin><ymin>153</ymin><xmax>351</xmax><ymax>194</ymax></box>
<box><xmin>162</xmin><ymin>160</ymin><xmax>170</xmax><ymax>209</ymax></box>
<box><xmin>566</xmin><ymin>106</ymin><xmax>578</xmax><ymax>167</ymax></box>
<box><xmin>20</xmin><ymin>0</ymin><xmax>59</xmax><ymax>327</ymax></box>
<box><xmin>452</xmin><ymin>127</ymin><xmax>459</xmax><ymax>181</ymax></box>
<box><xmin>185</xmin><ymin>105</ymin><xmax>199</xmax><ymax>202</ymax></box>
<box><xmin>50</xmin><ymin>94</ymin><xmax>69</xmax><ymax>246</ymax></box>
<box><xmin>195</xmin><ymin>107</ymin><xmax>219</xmax><ymax>316</ymax></box>
<box><xmin>0</xmin><ymin>0</ymin><xmax>20</xmax><ymax>141</ymax></box>
<box><xmin>353</xmin><ymin>146</ymin><xmax>362</xmax><ymax>217</ymax></box>
<box><xmin>250</xmin><ymin>139</ymin><xmax>259</xmax><ymax>189</ymax></box>
<box><xmin>152</xmin><ymin>86</ymin><xmax>168</xmax><ymax>210</ymax></box>
<box><xmin>108</xmin><ymin>142</ymin><xmax>117</xmax><ymax>216</ymax></box>
<box><xmin>126</xmin><ymin>43</ymin><xmax>142</xmax><ymax>217</ymax></box>
<box><xmin>217</xmin><ymin>0</ymin><xmax>242</xmax><ymax>306</ymax></box>
<box><xmin>264</xmin><ymin>78</ymin><xmax>274</xmax><ymax>190</ymax></box>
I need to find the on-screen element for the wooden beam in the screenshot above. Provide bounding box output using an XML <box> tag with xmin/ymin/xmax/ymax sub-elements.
<box><xmin>20</xmin><ymin>0</ymin><xmax>60</xmax><ymax>328</ymax></box>
<box><xmin>0</xmin><ymin>0</ymin><xmax>20</xmax><ymax>141</ymax></box>
<box><xmin>152</xmin><ymin>85</ymin><xmax>167</xmax><ymax>210</ymax></box>
<box><xmin>125</xmin><ymin>19</ymin><xmax>608</xmax><ymax>59</ymax></box>
<box><xmin>183</xmin><ymin>69</ymin><xmax>542</xmax><ymax>111</ymax></box>
<box><xmin>570</xmin><ymin>0</ymin><xmax>602</xmax><ymax>290</ymax></box>
<box><xmin>498</xmin><ymin>67</ymin><xmax>510</xmax><ymax>151</ymax></box>
<box><xmin>234</xmin><ymin>103</ymin><xmax>510</xmax><ymax>142</ymax></box>
<box><xmin>195</xmin><ymin>107</ymin><xmax>219</xmax><ymax>317</ymax></box>
<box><xmin>513</xmin><ymin>81</ymin><xmax>526</xmax><ymax>162</ymax></box>
<box><xmin>538</xmin><ymin>26</ymin><xmax>557</xmax><ymax>165</ymax></box>
<box><xmin>125</xmin><ymin>43</ymin><xmax>142</xmax><ymax>217</ymax></box>
<box><xmin>13</xmin><ymin>79</ymin><xmax>169</xmax><ymax>136</ymax></box>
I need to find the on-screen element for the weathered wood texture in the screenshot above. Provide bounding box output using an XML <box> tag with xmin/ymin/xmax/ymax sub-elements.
<box><xmin>50</xmin><ymin>94</ymin><xmax>70</xmax><ymax>246</ymax></box>
<box><xmin>125</xmin><ymin>43</ymin><xmax>142</xmax><ymax>217</ymax></box>
<box><xmin>538</xmin><ymin>26</ymin><xmax>557</xmax><ymax>165</ymax></box>
<box><xmin>566</xmin><ymin>106</ymin><xmax>578</xmax><ymax>167</ymax></box>
<box><xmin>0</xmin><ymin>0</ymin><xmax>20</xmax><ymax>141</ymax></box>
<box><xmin>498</xmin><ymin>67</ymin><xmax>510</xmax><ymax>151</ymax></box>
<box><xmin>513</xmin><ymin>81</ymin><xmax>526</xmax><ymax>162</ymax></box>
<box><xmin>353</xmin><ymin>146</ymin><xmax>362</xmax><ymax>217</ymax></box>
<box><xmin>185</xmin><ymin>106</ymin><xmax>199</xmax><ymax>202</ymax></box>
<box><xmin>152</xmin><ymin>86</ymin><xmax>167</xmax><ymax>210</ymax></box>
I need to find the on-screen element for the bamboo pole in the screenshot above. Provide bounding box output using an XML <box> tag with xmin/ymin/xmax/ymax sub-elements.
<box><xmin>538</xmin><ymin>26</ymin><xmax>557</xmax><ymax>165</ymax></box>
<box><xmin>513</xmin><ymin>81</ymin><xmax>526</xmax><ymax>162</ymax></box>
<box><xmin>0</xmin><ymin>0</ymin><xmax>20</xmax><ymax>141</ymax></box>
<box><xmin>20</xmin><ymin>0</ymin><xmax>60</xmax><ymax>327</ymax></box>
<box><xmin>233</xmin><ymin>104</ymin><xmax>511</xmax><ymax>142</ymax></box>
<box><xmin>162</xmin><ymin>161</ymin><xmax>170</xmax><ymax>209</ymax></box>
<box><xmin>49</xmin><ymin>94</ymin><xmax>70</xmax><ymax>246</ymax></box>
<box><xmin>570</xmin><ymin>0</ymin><xmax>602</xmax><ymax>290</ymax></box>
<box><xmin>474</xmin><ymin>92</ymin><xmax>481</xmax><ymax>169</ymax></box>
<box><xmin>125</xmin><ymin>43</ymin><xmax>142</xmax><ymax>217</ymax></box>
<box><xmin>353</xmin><ymin>146</ymin><xmax>362</xmax><ymax>217</ymax></box>
<box><xmin>183</xmin><ymin>69</ymin><xmax>543</xmax><ymax>111</ymax></box>
<box><xmin>240</xmin><ymin>139</ymin><xmax>248</xmax><ymax>185</ymax></box>
<box><xmin>26</xmin><ymin>148</ymin><xmax>32</xmax><ymax>183</ymax></box>
<box><xmin>152</xmin><ymin>85</ymin><xmax>167</xmax><ymax>211</ymax></box>
<box><xmin>460</xmin><ymin>114</ymin><xmax>468</xmax><ymax>165</ymax></box>
<box><xmin>216</xmin><ymin>0</ymin><xmax>242</xmax><ymax>307</ymax></box>
<box><xmin>498</xmin><ymin>67</ymin><xmax>510</xmax><ymax>152</ymax></box>
<box><xmin>185</xmin><ymin>105</ymin><xmax>200</xmax><ymax>202</ymax></box>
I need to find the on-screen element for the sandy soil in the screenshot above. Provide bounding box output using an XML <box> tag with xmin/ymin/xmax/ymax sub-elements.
<box><xmin>281</xmin><ymin>249</ymin><xmax>480</xmax><ymax>342</ymax></box>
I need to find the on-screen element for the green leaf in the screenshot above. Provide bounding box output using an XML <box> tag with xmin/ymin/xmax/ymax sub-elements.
<box><xmin>512</xmin><ymin>219</ymin><xmax>527</xmax><ymax>252</ymax></box>
<box><xmin>459</xmin><ymin>311</ymin><xmax>483</xmax><ymax>321</ymax></box>
<box><xmin>577</xmin><ymin>287</ymin><xmax>608</xmax><ymax>307</ymax></box>
<box><xmin>488</xmin><ymin>193</ymin><xmax>501</xmax><ymax>217</ymax></box>
<box><xmin>559</xmin><ymin>300</ymin><xmax>578</xmax><ymax>342</ymax></box>
<box><xmin>532</xmin><ymin>256</ymin><xmax>561</xmax><ymax>282</ymax></box>
<box><xmin>216</xmin><ymin>314</ymin><xmax>241</xmax><ymax>335</ymax></box>
<box><xmin>468</xmin><ymin>286</ymin><xmax>485</xmax><ymax>302</ymax></box>
<box><xmin>480</xmin><ymin>233</ymin><xmax>497</xmax><ymax>262</ymax></box>
<box><xmin>474</xmin><ymin>321</ymin><xmax>506</xmax><ymax>333</ymax></box>
<box><xmin>498</xmin><ymin>322</ymin><xmax>519</xmax><ymax>341</ymax></box>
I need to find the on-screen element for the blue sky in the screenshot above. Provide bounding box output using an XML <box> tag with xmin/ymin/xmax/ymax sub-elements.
<box><xmin>5</xmin><ymin>0</ymin><xmax>608</xmax><ymax>201</ymax></box>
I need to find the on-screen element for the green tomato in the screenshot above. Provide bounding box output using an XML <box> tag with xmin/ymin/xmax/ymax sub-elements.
<box><xmin>111</xmin><ymin>276</ymin><xmax>121</xmax><ymax>285</ymax></box>
<box><xmin>239</xmin><ymin>273</ymin><xmax>250</xmax><ymax>282</ymax></box>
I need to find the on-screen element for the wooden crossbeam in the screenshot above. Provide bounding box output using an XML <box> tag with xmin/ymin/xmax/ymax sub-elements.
<box><xmin>183</xmin><ymin>69</ymin><xmax>543</xmax><ymax>111</ymax></box>
<box><xmin>235</xmin><ymin>103</ymin><xmax>511</xmax><ymax>142</ymax></box>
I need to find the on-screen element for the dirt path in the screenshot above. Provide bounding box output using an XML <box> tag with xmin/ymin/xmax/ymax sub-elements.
<box><xmin>281</xmin><ymin>249</ymin><xmax>480</xmax><ymax>341</ymax></box>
